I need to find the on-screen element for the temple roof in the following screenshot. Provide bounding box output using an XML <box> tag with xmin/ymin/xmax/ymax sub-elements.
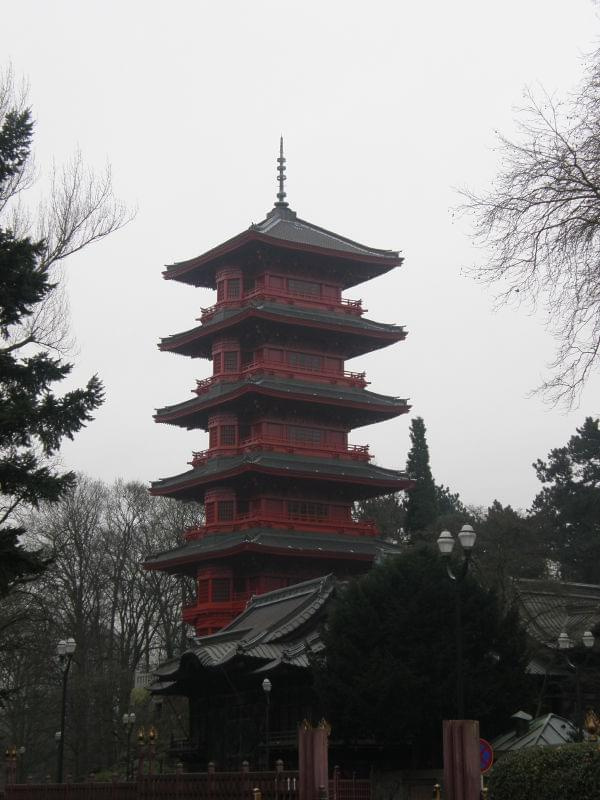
<box><xmin>154</xmin><ymin>375</ymin><xmax>410</xmax><ymax>430</ymax></box>
<box><xmin>159</xmin><ymin>301</ymin><xmax>406</xmax><ymax>359</ymax></box>
<box><xmin>163</xmin><ymin>206</ymin><xmax>402</xmax><ymax>290</ymax></box>
<box><xmin>492</xmin><ymin>713</ymin><xmax>576</xmax><ymax>753</ymax></box>
<box><xmin>515</xmin><ymin>578</ymin><xmax>600</xmax><ymax>648</ymax></box>
<box><xmin>145</xmin><ymin>529</ymin><xmax>403</xmax><ymax>574</ymax></box>
<box><xmin>150</xmin><ymin>451</ymin><xmax>410</xmax><ymax>500</ymax></box>
<box><xmin>152</xmin><ymin>575</ymin><xmax>335</xmax><ymax>684</ymax></box>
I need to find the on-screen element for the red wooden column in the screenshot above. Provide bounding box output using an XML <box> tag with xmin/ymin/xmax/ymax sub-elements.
<box><xmin>299</xmin><ymin>722</ymin><xmax>329</xmax><ymax>800</ymax></box>
<box><xmin>442</xmin><ymin>720</ymin><xmax>480</xmax><ymax>800</ymax></box>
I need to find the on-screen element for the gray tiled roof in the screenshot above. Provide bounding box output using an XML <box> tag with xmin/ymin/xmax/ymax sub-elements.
<box><xmin>144</xmin><ymin>527</ymin><xmax>402</xmax><ymax>572</ymax></box>
<box><xmin>150</xmin><ymin>450</ymin><xmax>408</xmax><ymax>498</ymax></box>
<box><xmin>159</xmin><ymin>300</ymin><xmax>405</xmax><ymax>358</ymax></box>
<box><xmin>163</xmin><ymin>206</ymin><xmax>402</xmax><ymax>290</ymax></box>
<box><xmin>252</xmin><ymin>207</ymin><xmax>398</xmax><ymax>260</ymax></box>
<box><xmin>152</xmin><ymin>575</ymin><xmax>336</xmax><ymax>685</ymax></box>
<box><xmin>515</xmin><ymin>578</ymin><xmax>600</xmax><ymax>647</ymax></box>
<box><xmin>154</xmin><ymin>374</ymin><xmax>409</xmax><ymax>430</ymax></box>
<box><xmin>492</xmin><ymin>713</ymin><xmax>576</xmax><ymax>752</ymax></box>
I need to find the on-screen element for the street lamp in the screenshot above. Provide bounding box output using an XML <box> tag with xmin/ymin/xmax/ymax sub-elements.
<box><xmin>437</xmin><ymin>524</ymin><xmax>477</xmax><ymax>720</ymax></box>
<box><xmin>557</xmin><ymin>629</ymin><xmax>595</xmax><ymax>740</ymax></box>
<box><xmin>122</xmin><ymin>712</ymin><xmax>136</xmax><ymax>780</ymax></box>
<box><xmin>262</xmin><ymin>677</ymin><xmax>272</xmax><ymax>771</ymax></box>
<box><xmin>56</xmin><ymin>638</ymin><xmax>76</xmax><ymax>783</ymax></box>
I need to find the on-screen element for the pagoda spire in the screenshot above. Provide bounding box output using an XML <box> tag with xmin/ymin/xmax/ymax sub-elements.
<box><xmin>275</xmin><ymin>136</ymin><xmax>289</xmax><ymax>208</ymax></box>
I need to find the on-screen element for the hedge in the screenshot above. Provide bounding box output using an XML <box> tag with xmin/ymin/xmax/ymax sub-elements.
<box><xmin>488</xmin><ymin>743</ymin><xmax>600</xmax><ymax>800</ymax></box>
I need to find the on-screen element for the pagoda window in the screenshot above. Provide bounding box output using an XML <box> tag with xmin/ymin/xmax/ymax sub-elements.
<box><xmin>322</xmin><ymin>284</ymin><xmax>340</xmax><ymax>300</ymax></box>
<box><xmin>217</xmin><ymin>500</ymin><xmax>235</xmax><ymax>521</ymax></box>
<box><xmin>266</xmin><ymin>422</ymin><xmax>285</xmax><ymax>439</ymax></box>
<box><xmin>205</xmin><ymin>503</ymin><xmax>215</xmax><ymax>524</ymax></box>
<box><xmin>265</xmin><ymin>347</ymin><xmax>284</xmax><ymax>363</ymax></box>
<box><xmin>266</xmin><ymin>498</ymin><xmax>284</xmax><ymax>515</ymax></box>
<box><xmin>237</xmin><ymin>499</ymin><xmax>250</xmax><ymax>515</ymax></box>
<box><xmin>233</xmin><ymin>575</ymin><xmax>246</xmax><ymax>595</ymax></box>
<box><xmin>288</xmin><ymin>351</ymin><xmax>323</xmax><ymax>371</ymax></box>
<box><xmin>226</xmin><ymin>278</ymin><xmax>241</xmax><ymax>300</ymax></box>
<box><xmin>198</xmin><ymin>579</ymin><xmax>209</xmax><ymax>603</ymax></box>
<box><xmin>241</xmin><ymin>350</ymin><xmax>254</xmax><ymax>367</ymax></box>
<box><xmin>209</xmin><ymin>428</ymin><xmax>218</xmax><ymax>448</ymax></box>
<box><xmin>220</xmin><ymin>425</ymin><xmax>236</xmax><ymax>446</ymax></box>
<box><xmin>289</xmin><ymin>426</ymin><xmax>322</xmax><ymax>445</ymax></box>
<box><xmin>288</xmin><ymin>501</ymin><xmax>328</xmax><ymax>520</ymax></box>
<box><xmin>212</xmin><ymin>579</ymin><xmax>231</xmax><ymax>602</ymax></box>
<box><xmin>217</xmin><ymin>282</ymin><xmax>225</xmax><ymax>301</ymax></box>
<box><xmin>223</xmin><ymin>351</ymin><xmax>239</xmax><ymax>373</ymax></box>
<box><xmin>239</xmin><ymin>424</ymin><xmax>251</xmax><ymax>441</ymax></box>
<box><xmin>325</xmin><ymin>356</ymin><xmax>342</xmax><ymax>373</ymax></box>
<box><xmin>288</xmin><ymin>278</ymin><xmax>321</xmax><ymax>297</ymax></box>
<box><xmin>327</xmin><ymin>430</ymin><xmax>346</xmax><ymax>447</ymax></box>
<box><xmin>213</xmin><ymin>353</ymin><xmax>222</xmax><ymax>375</ymax></box>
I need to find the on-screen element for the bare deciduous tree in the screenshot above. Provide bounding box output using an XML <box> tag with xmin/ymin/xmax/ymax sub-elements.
<box><xmin>0</xmin><ymin>65</ymin><xmax>134</xmax><ymax>358</ymax></box>
<box><xmin>462</xmin><ymin>53</ymin><xmax>600</xmax><ymax>407</ymax></box>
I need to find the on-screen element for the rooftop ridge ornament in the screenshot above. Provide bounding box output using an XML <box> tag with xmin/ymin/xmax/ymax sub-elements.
<box><xmin>275</xmin><ymin>136</ymin><xmax>289</xmax><ymax>208</ymax></box>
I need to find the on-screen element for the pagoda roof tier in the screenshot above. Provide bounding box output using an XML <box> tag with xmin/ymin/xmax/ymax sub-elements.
<box><xmin>150</xmin><ymin>451</ymin><xmax>410</xmax><ymax>501</ymax></box>
<box><xmin>163</xmin><ymin>206</ymin><xmax>402</xmax><ymax>290</ymax></box>
<box><xmin>155</xmin><ymin>375</ymin><xmax>410</xmax><ymax>430</ymax></box>
<box><xmin>145</xmin><ymin>529</ymin><xmax>403</xmax><ymax>576</ymax></box>
<box><xmin>159</xmin><ymin>301</ymin><xmax>406</xmax><ymax>359</ymax></box>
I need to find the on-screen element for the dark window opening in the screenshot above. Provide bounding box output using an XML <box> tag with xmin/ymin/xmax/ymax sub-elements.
<box><xmin>223</xmin><ymin>351</ymin><xmax>239</xmax><ymax>372</ymax></box>
<box><xmin>220</xmin><ymin>425</ymin><xmax>236</xmax><ymax>446</ymax></box>
<box><xmin>212</xmin><ymin>579</ymin><xmax>231</xmax><ymax>602</ymax></box>
<box><xmin>217</xmin><ymin>500</ymin><xmax>235</xmax><ymax>521</ymax></box>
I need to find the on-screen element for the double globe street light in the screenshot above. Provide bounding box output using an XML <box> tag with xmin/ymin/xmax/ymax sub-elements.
<box><xmin>437</xmin><ymin>524</ymin><xmax>477</xmax><ymax>720</ymax></box>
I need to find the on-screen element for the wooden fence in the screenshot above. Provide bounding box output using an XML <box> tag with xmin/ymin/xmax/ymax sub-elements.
<box><xmin>4</xmin><ymin>770</ymin><xmax>301</xmax><ymax>800</ymax></box>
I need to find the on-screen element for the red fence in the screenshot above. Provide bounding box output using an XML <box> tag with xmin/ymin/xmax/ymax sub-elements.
<box><xmin>5</xmin><ymin>771</ymin><xmax>300</xmax><ymax>800</ymax></box>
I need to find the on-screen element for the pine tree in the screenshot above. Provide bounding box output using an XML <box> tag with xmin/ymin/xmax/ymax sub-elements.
<box><xmin>531</xmin><ymin>417</ymin><xmax>600</xmax><ymax>582</ymax></box>
<box><xmin>0</xmin><ymin>107</ymin><xmax>104</xmax><ymax>596</ymax></box>
<box><xmin>404</xmin><ymin>416</ymin><xmax>438</xmax><ymax>534</ymax></box>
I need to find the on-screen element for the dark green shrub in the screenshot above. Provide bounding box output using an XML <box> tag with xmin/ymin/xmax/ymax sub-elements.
<box><xmin>488</xmin><ymin>743</ymin><xmax>600</xmax><ymax>800</ymax></box>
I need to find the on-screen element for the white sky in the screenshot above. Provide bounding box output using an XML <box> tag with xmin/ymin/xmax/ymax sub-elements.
<box><xmin>3</xmin><ymin>0</ymin><xmax>600</xmax><ymax>512</ymax></box>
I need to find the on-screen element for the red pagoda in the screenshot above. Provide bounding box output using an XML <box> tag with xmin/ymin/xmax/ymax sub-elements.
<box><xmin>146</xmin><ymin>142</ymin><xmax>411</xmax><ymax>637</ymax></box>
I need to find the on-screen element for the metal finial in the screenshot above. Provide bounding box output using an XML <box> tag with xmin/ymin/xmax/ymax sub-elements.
<box><xmin>275</xmin><ymin>136</ymin><xmax>288</xmax><ymax>208</ymax></box>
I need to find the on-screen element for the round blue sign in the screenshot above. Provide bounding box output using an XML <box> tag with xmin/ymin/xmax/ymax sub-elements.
<box><xmin>480</xmin><ymin>738</ymin><xmax>494</xmax><ymax>774</ymax></box>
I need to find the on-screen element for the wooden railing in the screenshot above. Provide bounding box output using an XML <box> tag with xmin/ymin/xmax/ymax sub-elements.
<box><xmin>195</xmin><ymin>363</ymin><xmax>368</xmax><ymax>394</ymax></box>
<box><xmin>4</xmin><ymin>769</ymin><xmax>300</xmax><ymax>800</ymax></box>
<box><xmin>189</xmin><ymin>440</ymin><xmax>370</xmax><ymax>467</ymax></box>
<box><xmin>199</xmin><ymin>287</ymin><xmax>364</xmax><ymax>320</ymax></box>
<box><xmin>184</xmin><ymin>514</ymin><xmax>377</xmax><ymax>541</ymax></box>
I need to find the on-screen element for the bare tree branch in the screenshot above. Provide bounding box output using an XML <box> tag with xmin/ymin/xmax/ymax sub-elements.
<box><xmin>461</xmin><ymin>66</ymin><xmax>600</xmax><ymax>407</ymax></box>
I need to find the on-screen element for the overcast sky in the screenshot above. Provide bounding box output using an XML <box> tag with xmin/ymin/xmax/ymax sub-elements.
<box><xmin>3</xmin><ymin>0</ymin><xmax>600</xmax><ymax>512</ymax></box>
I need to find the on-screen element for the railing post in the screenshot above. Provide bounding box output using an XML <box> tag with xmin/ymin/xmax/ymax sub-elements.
<box><xmin>208</xmin><ymin>761</ymin><xmax>215</xmax><ymax>800</ymax></box>
<box><xmin>333</xmin><ymin>766</ymin><xmax>340</xmax><ymax>800</ymax></box>
<box><xmin>433</xmin><ymin>784</ymin><xmax>441</xmax><ymax>800</ymax></box>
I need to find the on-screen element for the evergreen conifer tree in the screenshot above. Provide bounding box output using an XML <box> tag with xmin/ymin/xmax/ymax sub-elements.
<box><xmin>404</xmin><ymin>416</ymin><xmax>438</xmax><ymax>534</ymax></box>
<box><xmin>0</xmin><ymin>107</ymin><xmax>104</xmax><ymax>597</ymax></box>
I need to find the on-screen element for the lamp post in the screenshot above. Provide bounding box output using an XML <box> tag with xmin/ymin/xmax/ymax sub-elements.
<box><xmin>557</xmin><ymin>630</ymin><xmax>595</xmax><ymax>740</ymax></box>
<box><xmin>437</xmin><ymin>524</ymin><xmax>477</xmax><ymax>720</ymax></box>
<box><xmin>262</xmin><ymin>678</ymin><xmax>272</xmax><ymax>771</ymax></box>
<box><xmin>122</xmin><ymin>712</ymin><xmax>136</xmax><ymax>780</ymax></box>
<box><xmin>56</xmin><ymin>638</ymin><xmax>76</xmax><ymax>783</ymax></box>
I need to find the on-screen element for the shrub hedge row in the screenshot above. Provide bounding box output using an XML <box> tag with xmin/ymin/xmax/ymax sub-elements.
<box><xmin>488</xmin><ymin>743</ymin><xmax>600</xmax><ymax>800</ymax></box>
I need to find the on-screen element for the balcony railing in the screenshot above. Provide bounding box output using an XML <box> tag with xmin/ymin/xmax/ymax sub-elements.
<box><xmin>184</xmin><ymin>513</ymin><xmax>377</xmax><ymax>541</ymax></box>
<box><xmin>200</xmin><ymin>287</ymin><xmax>365</xmax><ymax>321</ymax></box>
<box><xmin>195</xmin><ymin>361</ymin><xmax>368</xmax><ymax>394</ymax></box>
<box><xmin>189</xmin><ymin>439</ymin><xmax>370</xmax><ymax>467</ymax></box>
